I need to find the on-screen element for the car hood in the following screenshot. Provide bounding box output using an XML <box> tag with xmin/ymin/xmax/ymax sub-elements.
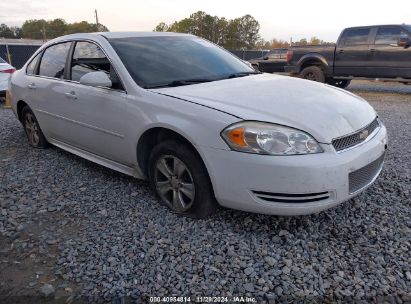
<box><xmin>150</xmin><ymin>74</ymin><xmax>376</xmax><ymax>143</ymax></box>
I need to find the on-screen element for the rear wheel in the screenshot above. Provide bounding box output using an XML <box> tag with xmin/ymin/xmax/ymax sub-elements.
<box><xmin>148</xmin><ymin>140</ymin><xmax>218</xmax><ymax>218</ymax></box>
<box><xmin>327</xmin><ymin>79</ymin><xmax>351</xmax><ymax>89</ymax></box>
<box><xmin>22</xmin><ymin>106</ymin><xmax>48</xmax><ymax>148</ymax></box>
<box><xmin>300</xmin><ymin>66</ymin><xmax>325</xmax><ymax>83</ymax></box>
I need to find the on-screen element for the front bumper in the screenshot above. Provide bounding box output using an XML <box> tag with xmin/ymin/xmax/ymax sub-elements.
<box><xmin>200</xmin><ymin>125</ymin><xmax>387</xmax><ymax>216</ymax></box>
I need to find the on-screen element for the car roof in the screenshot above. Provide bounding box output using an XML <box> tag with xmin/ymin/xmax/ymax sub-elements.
<box><xmin>344</xmin><ymin>24</ymin><xmax>410</xmax><ymax>30</ymax></box>
<box><xmin>50</xmin><ymin>31</ymin><xmax>193</xmax><ymax>42</ymax></box>
<box><xmin>99</xmin><ymin>32</ymin><xmax>193</xmax><ymax>39</ymax></box>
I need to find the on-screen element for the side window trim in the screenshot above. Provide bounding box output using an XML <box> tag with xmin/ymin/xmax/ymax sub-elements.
<box><xmin>26</xmin><ymin>51</ymin><xmax>43</xmax><ymax>76</ymax></box>
<box><xmin>67</xmin><ymin>39</ymin><xmax>127</xmax><ymax>93</ymax></box>
<box><xmin>343</xmin><ymin>27</ymin><xmax>372</xmax><ymax>46</ymax></box>
<box><xmin>37</xmin><ymin>41</ymin><xmax>72</xmax><ymax>80</ymax></box>
<box><xmin>374</xmin><ymin>26</ymin><xmax>403</xmax><ymax>45</ymax></box>
<box><xmin>65</xmin><ymin>41</ymin><xmax>76</xmax><ymax>81</ymax></box>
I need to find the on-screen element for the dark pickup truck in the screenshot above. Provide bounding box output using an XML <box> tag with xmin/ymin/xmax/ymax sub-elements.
<box><xmin>285</xmin><ymin>24</ymin><xmax>411</xmax><ymax>88</ymax></box>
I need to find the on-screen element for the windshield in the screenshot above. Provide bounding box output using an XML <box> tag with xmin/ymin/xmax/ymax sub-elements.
<box><xmin>404</xmin><ymin>25</ymin><xmax>411</xmax><ymax>33</ymax></box>
<box><xmin>109</xmin><ymin>36</ymin><xmax>255</xmax><ymax>88</ymax></box>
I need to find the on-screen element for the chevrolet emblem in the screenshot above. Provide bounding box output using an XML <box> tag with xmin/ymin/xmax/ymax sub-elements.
<box><xmin>359</xmin><ymin>129</ymin><xmax>369</xmax><ymax>140</ymax></box>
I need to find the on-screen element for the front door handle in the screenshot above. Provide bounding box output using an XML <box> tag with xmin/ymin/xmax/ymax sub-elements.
<box><xmin>65</xmin><ymin>91</ymin><xmax>77</xmax><ymax>100</ymax></box>
<box><xmin>28</xmin><ymin>83</ymin><xmax>36</xmax><ymax>89</ymax></box>
<box><xmin>369</xmin><ymin>48</ymin><xmax>377</xmax><ymax>53</ymax></box>
<box><xmin>337</xmin><ymin>49</ymin><xmax>344</xmax><ymax>54</ymax></box>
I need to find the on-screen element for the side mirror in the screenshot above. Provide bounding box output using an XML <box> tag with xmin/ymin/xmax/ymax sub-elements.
<box><xmin>398</xmin><ymin>37</ymin><xmax>410</xmax><ymax>48</ymax></box>
<box><xmin>242</xmin><ymin>60</ymin><xmax>254</xmax><ymax>69</ymax></box>
<box><xmin>79</xmin><ymin>71</ymin><xmax>112</xmax><ymax>88</ymax></box>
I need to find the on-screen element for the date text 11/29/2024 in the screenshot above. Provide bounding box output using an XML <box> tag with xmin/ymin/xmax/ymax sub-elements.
<box><xmin>149</xmin><ymin>296</ymin><xmax>257</xmax><ymax>303</ymax></box>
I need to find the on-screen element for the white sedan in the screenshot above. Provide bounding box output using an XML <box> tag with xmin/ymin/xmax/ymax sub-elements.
<box><xmin>0</xmin><ymin>56</ymin><xmax>15</xmax><ymax>96</ymax></box>
<box><xmin>9</xmin><ymin>32</ymin><xmax>387</xmax><ymax>217</ymax></box>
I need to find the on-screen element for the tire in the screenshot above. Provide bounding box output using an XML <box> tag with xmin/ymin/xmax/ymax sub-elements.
<box><xmin>21</xmin><ymin>106</ymin><xmax>48</xmax><ymax>148</ymax></box>
<box><xmin>300</xmin><ymin>66</ymin><xmax>325</xmax><ymax>83</ymax></box>
<box><xmin>148</xmin><ymin>140</ymin><xmax>218</xmax><ymax>218</ymax></box>
<box><xmin>327</xmin><ymin>79</ymin><xmax>351</xmax><ymax>89</ymax></box>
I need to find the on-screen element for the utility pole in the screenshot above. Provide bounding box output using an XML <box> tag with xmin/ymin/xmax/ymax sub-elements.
<box><xmin>42</xmin><ymin>21</ymin><xmax>46</xmax><ymax>41</ymax></box>
<box><xmin>95</xmin><ymin>9</ymin><xmax>100</xmax><ymax>31</ymax></box>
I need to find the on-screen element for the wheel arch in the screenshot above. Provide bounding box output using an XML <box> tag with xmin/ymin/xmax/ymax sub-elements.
<box><xmin>16</xmin><ymin>100</ymin><xmax>29</xmax><ymax>122</ymax></box>
<box><xmin>297</xmin><ymin>54</ymin><xmax>328</xmax><ymax>72</ymax></box>
<box><xmin>136</xmin><ymin>126</ymin><xmax>211</xmax><ymax>180</ymax></box>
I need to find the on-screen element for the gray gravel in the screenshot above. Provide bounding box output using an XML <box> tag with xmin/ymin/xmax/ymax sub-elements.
<box><xmin>0</xmin><ymin>85</ymin><xmax>411</xmax><ymax>303</ymax></box>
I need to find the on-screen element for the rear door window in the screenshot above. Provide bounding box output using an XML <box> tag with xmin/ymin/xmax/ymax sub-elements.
<box><xmin>375</xmin><ymin>27</ymin><xmax>408</xmax><ymax>44</ymax></box>
<box><xmin>70</xmin><ymin>41</ymin><xmax>123</xmax><ymax>90</ymax></box>
<box><xmin>26</xmin><ymin>52</ymin><xmax>42</xmax><ymax>75</ymax></box>
<box><xmin>39</xmin><ymin>42</ymin><xmax>71</xmax><ymax>79</ymax></box>
<box><xmin>344</xmin><ymin>28</ymin><xmax>371</xmax><ymax>45</ymax></box>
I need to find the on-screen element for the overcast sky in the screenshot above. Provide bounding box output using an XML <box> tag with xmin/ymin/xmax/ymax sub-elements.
<box><xmin>1</xmin><ymin>0</ymin><xmax>410</xmax><ymax>42</ymax></box>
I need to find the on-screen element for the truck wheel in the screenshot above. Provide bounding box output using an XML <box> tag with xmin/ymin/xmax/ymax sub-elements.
<box><xmin>327</xmin><ymin>79</ymin><xmax>351</xmax><ymax>89</ymax></box>
<box><xmin>300</xmin><ymin>66</ymin><xmax>325</xmax><ymax>83</ymax></box>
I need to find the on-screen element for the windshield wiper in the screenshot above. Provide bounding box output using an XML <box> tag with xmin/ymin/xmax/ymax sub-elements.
<box><xmin>227</xmin><ymin>71</ymin><xmax>262</xmax><ymax>79</ymax></box>
<box><xmin>145</xmin><ymin>78</ymin><xmax>215</xmax><ymax>89</ymax></box>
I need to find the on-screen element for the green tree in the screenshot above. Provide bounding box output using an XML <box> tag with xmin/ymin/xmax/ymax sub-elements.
<box><xmin>21</xmin><ymin>19</ymin><xmax>108</xmax><ymax>39</ymax></box>
<box><xmin>66</xmin><ymin>21</ymin><xmax>97</xmax><ymax>34</ymax></box>
<box><xmin>270</xmin><ymin>38</ymin><xmax>290</xmax><ymax>49</ymax></box>
<box><xmin>47</xmin><ymin>19</ymin><xmax>67</xmax><ymax>38</ymax></box>
<box><xmin>22</xmin><ymin>19</ymin><xmax>47</xmax><ymax>39</ymax></box>
<box><xmin>0</xmin><ymin>24</ymin><xmax>15</xmax><ymax>38</ymax></box>
<box><xmin>154</xmin><ymin>22</ymin><xmax>169</xmax><ymax>32</ymax></box>
<box><xmin>154</xmin><ymin>11</ymin><xmax>261</xmax><ymax>49</ymax></box>
<box><xmin>309</xmin><ymin>36</ymin><xmax>321</xmax><ymax>45</ymax></box>
<box><xmin>238</xmin><ymin>15</ymin><xmax>260</xmax><ymax>49</ymax></box>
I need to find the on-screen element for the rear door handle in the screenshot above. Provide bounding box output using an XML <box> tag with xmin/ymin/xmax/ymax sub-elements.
<box><xmin>65</xmin><ymin>91</ymin><xmax>77</xmax><ymax>100</ymax></box>
<box><xmin>28</xmin><ymin>83</ymin><xmax>36</xmax><ymax>89</ymax></box>
<box><xmin>337</xmin><ymin>49</ymin><xmax>344</xmax><ymax>54</ymax></box>
<box><xmin>369</xmin><ymin>48</ymin><xmax>377</xmax><ymax>53</ymax></box>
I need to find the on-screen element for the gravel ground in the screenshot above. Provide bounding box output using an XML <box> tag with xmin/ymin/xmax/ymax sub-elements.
<box><xmin>0</xmin><ymin>81</ymin><xmax>410</xmax><ymax>303</ymax></box>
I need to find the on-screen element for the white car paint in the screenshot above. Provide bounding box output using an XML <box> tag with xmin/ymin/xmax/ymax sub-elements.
<box><xmin>0</xmin><ymin>58</ymin><xmax>15</xmax><ymax>93</ymax></box>
<box><xmin>9</xmin><ymin>32</ymin><xmax>387</xmax><ymax>215</ymax></box>
<box><xmin>152</xmin><ymin>74</ymin><xmax>377</xmax><ymax>143</ymax></box>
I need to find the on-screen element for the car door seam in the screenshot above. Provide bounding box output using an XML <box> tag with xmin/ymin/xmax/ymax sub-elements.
<box><xmin>35</xmin><ymin>108</ymin><xmax>125</xmax><ymax>139</ymax></box>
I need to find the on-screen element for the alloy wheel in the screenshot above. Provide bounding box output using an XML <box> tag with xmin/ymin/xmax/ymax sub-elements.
<box><xmin>24</xmin><ymin>112</ymin><xmax>40</xmax><ymax>146</ymax></box>
<box><xmin>154</xmin><ymin>155</ymin><xmax>195</xmax><ymax>212</ymax></box>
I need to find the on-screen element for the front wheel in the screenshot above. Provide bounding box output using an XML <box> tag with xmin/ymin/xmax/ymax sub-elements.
<box><xmin>327</xmin><ymin>79</ymin><xmax>351</xmax><ymax>89</ymax></box>
<box><xmin>300</xmin><ymin>66</ymin><xmax>325</xmax><ymax>83</ymax></box>
<box><xmin>148</xmin><ymin>140</ymin><xmax>218</xmax><ymax>218</ymax></box>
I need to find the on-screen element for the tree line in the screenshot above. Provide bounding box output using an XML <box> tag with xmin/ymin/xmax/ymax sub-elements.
<box><xmin>154</xmin><ymin>11</ymin><xmax>261</xmax><ymax>49</ymax></box>
<box><xmin>1</xmin><ymin>13</ymin><xmax>334</xmax><ymax>49</ymax></box>
<box><xmin>155</xmin><ymin>12</ymin><xmax>333</xmax><ymax>49</ymax></box>
<box><xmin>0</xmin><ymin>19</ymin><xmax>108</xmax><ymax>40</ymax></box>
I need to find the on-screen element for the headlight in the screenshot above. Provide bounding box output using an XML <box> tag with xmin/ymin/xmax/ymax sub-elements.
<box><xmin>221</xmin><ymin>121</ymin><xmax>323</xmax><ymax>155</ymax></box>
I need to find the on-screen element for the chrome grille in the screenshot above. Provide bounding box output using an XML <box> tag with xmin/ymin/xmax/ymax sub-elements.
<box><xmin>332</xmin><ymin>118</ymin><xmax>380</xmax><ymax>152</ymax></box>
<box><xmin>349</xmin><ymin>153</ymin><xmax>385</xmax><ymax>194</ymax></box>
<box><xmin>252</xmin><ymin>191</ymin><xmax>331</xmax><ymax>203</ymax></box>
